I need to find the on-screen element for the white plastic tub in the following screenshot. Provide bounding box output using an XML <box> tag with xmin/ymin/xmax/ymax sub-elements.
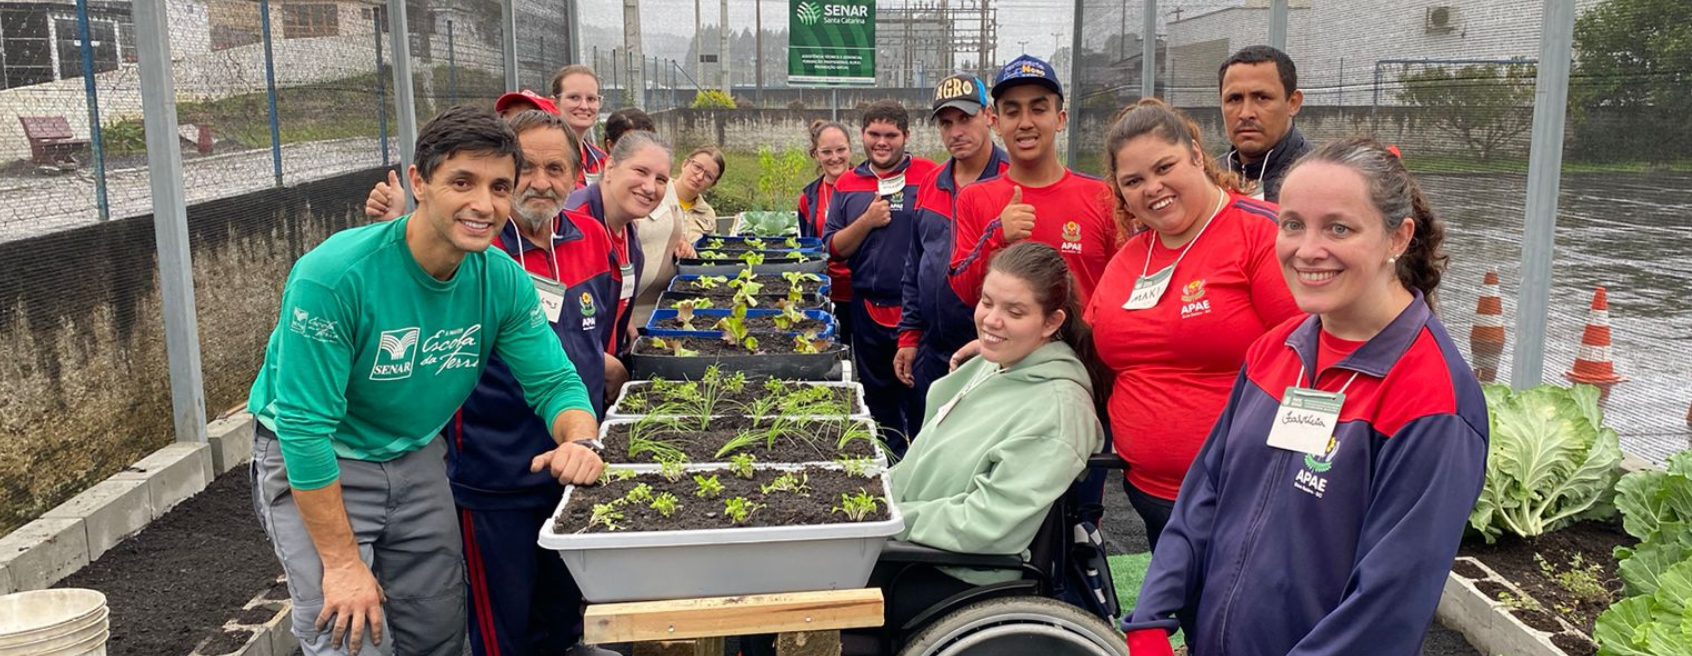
<box><xmin>538</xmin><ymin>466</ymin><xmax>903</xmax><ymax>603</ymax></box>
<box><xmin>607</xmin><ymin>380</ymin><xmax>871</xmax><ymax>420</ymax></box>
<box><xmin>0</xmin><ymin>589</ymin><xmax>109</xmax><ymax>656</ymax></box>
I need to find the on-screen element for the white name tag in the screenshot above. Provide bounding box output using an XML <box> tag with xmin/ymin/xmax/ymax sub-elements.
<box><xmin>530</xmin><ymin>274</ymin><xmax>566</xmax><ymax>324</ymax></box>
<box><xmin>618</xmin><ymin>263</ymin><xmax>636</xmax><ymax>300</ymax></box>
<box><xmin>1266</xmin><ymin>387</ymin><xmax>1344</xmax><ymax>456</ymax></box>
<box><xmin>877</xmin><ymin>173</ymin><xmax>906</xmax><ymax>197</ymax></box>
<box><xmin>1122</xmin><ymin>265</ymin><xmax>1174</xmax><ymax>310</ymax></box>
<box><xmin>585</xmin><ymin>172</ymin><xmax>603</xmax><ymax>186</ymax></box>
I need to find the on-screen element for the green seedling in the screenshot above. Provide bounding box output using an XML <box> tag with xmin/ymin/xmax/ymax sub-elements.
<box><xmin>741</xmin><ymin>335</ymin><xmax>760</xmax><ymax>353</ymax></box>
<box><xmin>724</xmin><ymin>370</ymin><xmax>749</xmax><ymax>393</ymax></box>
<box><xmin>658</xmin><ymin>458</ymin><xmax>689</xmax><ymax>483</ymax></box>
<box><xmin>744</xmin><ymin>238</ymin><xmax>767</xmax><ymax>250</ymax></box>
<box><xmin>649</xmin><ymin>492</ymin><xmax>681</xmax><ymax>517</ymax></box>
<box><xmin>699</xmin><ymin>250</ymin><xmax>729</xmax><ymax>260</ymax></box>
<box><xmin>647</xmin><ymin>337</ymin><xmax>699</xmax><ymax>357</ymax></box>
<box><xmin>596</xmin><ymin>466</ymin><xmax>639</xmax><ymax>485</ymax></box>
<box><xmin>740</xmin><ymin>251</ymin><xmax>766</xmax><ymax>267</ymax></box>
<box><xmin>835</xmin><ymin>456</ymin><xmax>875</xmax><ymax>479</ymax></box>
<box><xmin>784</xmin><ymin>237</ymin><xmax>801</xmax><ymax>249</ymax></box>
<box><xmin>764</xmin><ymin>378</ymin><xmax>788</xmax><ymax>394</ymax></box>
<box><xmin>690</xmin><ymin>275</ymin><xmax>727</xmax><ymax>290</ymax></box>
<box><xmin>772</xmin><ymin>300</ymin><xmax>807</xmax><ymax>331</ymax></box>
<box><xmin>729</xmin><ymin>453</ymin><xmax>757</xmax><ymax>479</ymax></box>
<box><xmin>672</xmin><ymin>298</ymin><xmax>713</xmax><ymax>330</ymax></box>
<box><xmin>792</xmin><ymin>332</ymin><xmax>825</xmax><ymax>355</ymax></box>
<box><xmin>760</xmin><ymin>471</ymin><xmax>810</xmax><ymax>495</ymax></box>
<box><xmin>724</xmin><ymin>497</ymin><xmax>763</xmax><ymax>524</ymax></box>
<box><xmin>833</xmin><ymin>489</ymin><xmax>883</xmax><ymax>521</ymax></box>
<box><xmin>624</xmin><ymin>483</ymin><xmax>654</xmax><ymax>505</ymax></box>
<box><xmin>705</xmin><ymin>237</ymin><xmax>727</xmax><ymax>250</ymax></box>
<box><xmin>716</xmin><ymin>305</ymin><xmax>752</xmax><ymax>344</ymax></box>
<box><xmin>588</xmin><ymin>502</ymin><xmax>625</xmax><ymax>531</ymax></box>
<box><xmin>694</xmin><ymin>474</ymin><xmax>725</xmax><ymax>498</ymax></box>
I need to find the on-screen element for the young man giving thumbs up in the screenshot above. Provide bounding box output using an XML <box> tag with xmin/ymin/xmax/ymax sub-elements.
<box><xmin>949</xmin><ymin>55</ymin><xmax>1118</xmax><ymax>308</ymax></box>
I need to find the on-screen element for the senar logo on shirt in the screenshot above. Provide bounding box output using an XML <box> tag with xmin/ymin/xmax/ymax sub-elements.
<box><xmin>371</xmin><ymin>327</ymin><xmax>420</xmax><ymax>380</ymax></box>
<box><xmin>1061</xmin><ymin>221</ymin><xmax>1083</xmax><ymax>254</ymax></box>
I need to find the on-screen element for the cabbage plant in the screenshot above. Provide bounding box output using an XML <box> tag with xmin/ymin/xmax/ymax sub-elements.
<box><xmin>1467</xmin><ymin>383</ymin><xmax>1622</xmax><ymax>543</ymax></box>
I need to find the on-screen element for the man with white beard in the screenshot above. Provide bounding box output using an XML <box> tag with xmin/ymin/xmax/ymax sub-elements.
<box><xmin>440</xmin><ymin>109</ymin><xmax>622</xmax><ymax>656</ymax></box>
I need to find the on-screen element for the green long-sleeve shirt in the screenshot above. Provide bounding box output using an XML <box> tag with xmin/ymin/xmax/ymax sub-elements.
<box><xmin>248</xmin><ymin>215</ymin><xmax>593</xmax><ymax>490</ymax></box>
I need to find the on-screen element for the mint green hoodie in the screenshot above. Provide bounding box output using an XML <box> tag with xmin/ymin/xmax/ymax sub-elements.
<box><xmin>889</xmin><ymin>341</ymin><xmax>1104</xmax><ymax>584</ymax></box>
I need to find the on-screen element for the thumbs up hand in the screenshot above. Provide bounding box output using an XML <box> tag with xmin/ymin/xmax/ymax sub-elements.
<box><xmin>999</xmin><ymin>186</ymin><xmax>1036</xmax><ymax>242</ymax></box>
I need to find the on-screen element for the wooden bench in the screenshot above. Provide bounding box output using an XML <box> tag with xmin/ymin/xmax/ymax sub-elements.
<box><xmin>585</xmin><ymin>588</ymin><xmax>885</xmax><ymax>656</ymax></box>
<box><xmin>19</xmin><ymin>116</ymin><xmax>89</xmax><ymax>166</ymax></box>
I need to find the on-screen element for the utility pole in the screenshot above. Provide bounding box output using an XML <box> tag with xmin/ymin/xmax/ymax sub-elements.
<box><xmin>755</xmin><ymin>0</ymin><xmax>763</xmax><ymax>105</ymax></box>
<box><xmin>624</xmin><ymin>0</ymin><xmax>645</xmax><ymax>109</ymax></box>
<box><xmin>1017</xmin><ymin>39</ymin><xmax>1028</xmax><ymax>54</ymax></box>
<box><xmin>694</xmin><ymin>0</ymin><xmax>703</xmax><ymax>85</ymax></box>
<box><xmin>719</xmin><ymin>0</ymin><xmax>730</xmax><ymax>92</ymax></box>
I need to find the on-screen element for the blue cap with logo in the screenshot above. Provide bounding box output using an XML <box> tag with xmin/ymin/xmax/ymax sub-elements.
<box><xmin>991</xmin><ymin>54</ymin><xmax>1063</xmax><ymax>101</ymax></box>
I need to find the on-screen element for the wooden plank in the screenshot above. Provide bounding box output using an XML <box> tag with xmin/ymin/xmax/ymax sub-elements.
<box><xmin>584</xmin><ymin>589</ymin><xmax>884</xmax><ymax>643</ymax></box>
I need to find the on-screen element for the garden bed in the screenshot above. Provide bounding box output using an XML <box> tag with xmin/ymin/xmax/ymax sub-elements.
<box><xmin>556</xmin><ymin>466</ymin><xmax>891</xmax><ymax>533</ymax></box>
<box><xmin>599</xmin><ymin>415</ymin><xmax>882</xmax><ymax>465</ymax></box>
<box><xmin>651</xmin><ymin>312</ymin><xmax>829</xmax><ymax>336</ymax></box>
<box><xmin>668</xmin><ymin>273</ymin><xmax>829</xmax><ymax>302</ymax></box>
<box><xmin>1458</xmin><ymin>521</ymin><xmax>1631</xmax><ymax>644</ymax></box>
<box><xmin>658</xmin><ymin>289</ymin><xmax>831</xmax><ymax>312</ymax></box>
<box><xmin>608</xmin><ymin>377</ymin><xmax>868</xmax><ymax>418</ymax></box>
<box><xmin>52</xmin><ymin>470</ymin><xmax>282</xmax><ymax>656</ymax></box>
<box><xmin>637</xmin><ymin>335</ymin><xmax>840</xmax><ymax>357</ymax></box>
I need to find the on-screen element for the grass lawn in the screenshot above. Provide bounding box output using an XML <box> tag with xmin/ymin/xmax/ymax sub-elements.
<box><xmin>1109</xmin><ymin>552</ymin><xmax>1185</xmax><ymax>646</ymax></box>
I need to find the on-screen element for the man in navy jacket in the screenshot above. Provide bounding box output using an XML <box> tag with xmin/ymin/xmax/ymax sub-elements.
<box><xmin>823</xmin><ymin>100</ymin><xmax>939</xmax><ymax>451</ymax></box>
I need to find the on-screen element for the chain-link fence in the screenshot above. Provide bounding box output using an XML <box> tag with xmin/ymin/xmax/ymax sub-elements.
<box><xmin>0</xmin><ymin>0</ymin><xmax>544</xmax><ymax>535</ymax></box>
<box><xmin>1071</xmin><ymin>0</ymin><xmax>1692</xmax><ymax>464</ymax></box>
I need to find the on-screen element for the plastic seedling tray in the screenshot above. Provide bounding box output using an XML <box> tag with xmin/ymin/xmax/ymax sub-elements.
<box><xmin>538</xmin><ymin>464</ymin><xmax>902</xmax><ymax>603</ymax></box>
<box><xmin>606</xmin><ymin>380</ymin><xmax>871</xmax><ymax>419</ymax></box>
<box><xmin>630</xmin><ymin>339</ymin><xmax>846</xmax><ymax>381</ymax></box>
<box><xmin>667</xmin><ymin>274</ymin><xmax>831</xmax><ymax>299</ymax></box>
<box><xmin>592</xmin><ymin>415</ymin><xmax>887</xmax><ymax>469</ymax></box>
<box><xmin>676</xmin><ymin>259</ymin><xmax>827</xmax><ymax>277</ymax></box>
<box><xmin>643</xmin><ymin>308</ymin><xmax>837</xmax><ymax>340</ymax></box>
<box><xmin>656</xmin><ymin>290</ymin><xmax>834</xmax><ymax>315</ymax></box>
<box><xmin>694</xmin><ymin>233</ymin><xmax>825</xmax><ymax>251</ymax></box>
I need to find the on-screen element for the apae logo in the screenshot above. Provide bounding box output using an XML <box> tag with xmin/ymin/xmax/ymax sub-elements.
<box><xmin>1294</xmin><ymin>436</ymin><xmax>1340</xmax><ymax>498</ymax></box>
<box><xmin>1060</xmin><ymin>221</ymin><xmax>1084</xmax><ymax>254</ymax></box>
<box><xmin>579</xmin><ymin>292</ymin><xmax>597</xmax><ymax>317</ymax></box>
<box><xmin>796</xmin><ymin>1</ymin><xmax>822</xmax><ymax>25</ymax></box>
<box><xmin>1179</xmin><ymin>279</ymin><xmax>1212</xmax><ymax>318</ymax></box>
<box><xmin>370</xmin><ymin>327</ymin><xmax>420</xmax><ymax>380</ymax></box>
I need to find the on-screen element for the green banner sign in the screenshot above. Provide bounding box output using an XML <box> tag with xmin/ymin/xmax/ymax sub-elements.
<box><xmin>789</xmin><ymin>0</ymin><xmax>877</xmax><ymax>87</ymax></box>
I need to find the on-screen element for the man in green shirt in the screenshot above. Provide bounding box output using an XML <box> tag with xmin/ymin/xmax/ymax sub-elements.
<box><xmin>248</xmin><ymin>105</ymin><xmax>603</xmax><ymax>656</ymax></box>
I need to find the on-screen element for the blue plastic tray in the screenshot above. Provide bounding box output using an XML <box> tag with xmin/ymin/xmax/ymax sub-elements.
<box><xmin>644</xmin><ymin>308</ymin><xmax>837</xmax><ymax>340</ymax></box>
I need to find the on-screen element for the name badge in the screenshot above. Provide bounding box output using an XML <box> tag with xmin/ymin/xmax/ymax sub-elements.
<box><xmin>1266</xmin><ymin>387</ymin><xmax>1345</xmax><ymax>456</ymax></box>
<box><xmin>1122</xmin><ymin>265</ymin><xmax>1175</xmax><ymax>310</ymax></box>
<box><xmin>877</xmin><ymin>173</ymin><xmax>906</xmax><ymax>198</ymax></box>
<box><xmin>530</xmin><ymin>274</ymin><xmax>566</xmax><ymax>324</ymax></box>
<box><xmin>618</xmin><ymin>263</ymin><xmax>636</xmax><ymax>300</ymax></box>
<box><xmin>585</xmin><ymin>172</ymin><xmax>603</xmax><ymax>186</ymax></box>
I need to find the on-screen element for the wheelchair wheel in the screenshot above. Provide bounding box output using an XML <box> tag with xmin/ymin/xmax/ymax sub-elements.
<box><xmin>897</xmin><ymin>595</ymin><xmax>1128</xmax><ymax>656</ymax></box>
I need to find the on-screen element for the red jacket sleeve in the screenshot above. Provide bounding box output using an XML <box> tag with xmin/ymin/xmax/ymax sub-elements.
<box><xmin>948</xmin><ymin>185</ymin><xmax>1008</xmax><ymax>307</ymax></box>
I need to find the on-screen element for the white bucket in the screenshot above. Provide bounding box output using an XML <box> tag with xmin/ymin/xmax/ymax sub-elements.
<box><xmin>0</xmin><ymin>589</ymin><xmax>109</xmax><ymax>655</ymax></box>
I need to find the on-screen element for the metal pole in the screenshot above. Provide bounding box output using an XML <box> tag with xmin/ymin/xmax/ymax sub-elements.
<box><xmin>1511</xmin><ymin>0</ymin><xmax>1577</xmax><ymax>390</ymax></box>
<box><xmin>258</xmin><ymin>0</ymin><xmax>282</xmax><ymax>186</ymax></box>
<box><xmin>501</xmin><ymin>0</ymin><xmax>518</xmax><ymax>91</ymax></box>
<box><xmin>387</xmin><ymin>0</ymin><xmax>419</xmax><ymax>211</ymax></box>
<box><xmin>831</xmin><ymin>88</ymin><xmax>838</xmax><ymax>122</ymax></box>
<box><xmin>1141</xmin><ymin>0</ymin><xmax>1157</xmax><ymax>99</ymax></box>
<box><xmin>447</xmin><ymin>19</ymin><xmax>457</xmax><ymax>104</ymax></box>
<box><xmin>375</xmin><ymin>10</ymin><xmax>389</xmax><ymax>168</ymax></box>
<box><xmin>719</xmin><ymin>0</ymin><xmax>730</xmax><ymax>92</ymax></box>
<box><xmin>73</xmin><ymin>0</ymin><xmax>108</xmax><ymax>221</ymax></box>
<box><xmin>1065</xmin><ymin>0</ymin><xmax>1083</xmax><ymax>168</ymax></box>
<box><xmin>1269</xmin><ymin>0</ymin><xmax>1288</xmax><ymax>52</ymax></box>
<box><xmin>132</xmin><ymin>0</ymin><xmax>207</xmax><ymax>444</ymax></box>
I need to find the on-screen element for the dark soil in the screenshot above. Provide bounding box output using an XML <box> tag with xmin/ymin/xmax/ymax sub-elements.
<box><xmin>1451</xmin><ymin>560</ymin><xmax>1487</xmax><ymax>580</ymax></box>
<box><xmin>1511</xmin><ymin>608</ymin><xmax>1563</xmax><ymax>632</ymax></box>
<box><xmin>556</xmin><ymin>466</ymin><xmax>890</xmax><ymax>533</ymax></box>
<box><xmin>1460</xmin><ymin>521</ymin><xmax>1632</xmax><ymax>635</ymax></box>
<box><xmin>199</xmin><ymin>628</ymin><xmax>255</xmax><ymax>655</ymax></box>
<box><xmin>616</xmin><ymin>380</ymin><xmax>859</xmax><ymax>417</ymax></box>
<box><xmin>1475</xmin><ymin>580</ymin><xmax>1511</xmax><ymax>599</ymax></box>
<box><xmin>660</xmin><ymin>290</ymin><xmax>829</xmax><ymax>311</ymax></box>
<box><xmin>1552</xmin><ymin>632</ymin><xmax>1597</xmax><ymax>656</ymax></box>
<box><xmin>54</xmin><ymin>469</ymin><xmax>282</xmax><ymax>656</ymax></box>
<box><xmin>637</xmin><ymin>335</ymin><xmax>844</xmax><ymax>357</ymax></box>
<box><xmin>601</xmin><ymin>415</ymin><xmax>880</xmax><ymax>463</ymax></box>
<box><xmin>655</xmin><ymin>314</ymin><xmax>828</xmax><ymax>335</ymax></box>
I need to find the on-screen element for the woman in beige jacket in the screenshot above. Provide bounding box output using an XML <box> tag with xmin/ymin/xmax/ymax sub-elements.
<box><xmin>633</xmin><ymin>145</ymin><xmax>726</xmax><ymax>309</ymax></box>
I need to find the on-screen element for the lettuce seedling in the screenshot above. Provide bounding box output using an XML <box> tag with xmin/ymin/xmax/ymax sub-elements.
<box><xmin>694</xmin><ymin>474</ymin><xmax>725</xmax><ymax>498</ymax></box>
<box><xmin>728</xmin><ymin>453</ymin><xmax>757</xmax><ymax>479</ymax></box>
<box><xmin>649</xmin><ymin>492</ymin><xmax>681</xmax><ymax>517</ymax></box>
<box><xmin>832</xmin><ymin>490</ymin><xmax>882</xmax><ymax>521</ymax></box>
<box><xmin>724</xmin><ymin>497</ymin><xmax>763</xmax><ymax>524</ymax></box>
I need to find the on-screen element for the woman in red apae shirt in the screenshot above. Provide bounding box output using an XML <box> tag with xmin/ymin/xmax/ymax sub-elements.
<box><xmin>1085</xmin><ymin>100</ymin><xmax>1301</xmax><ymax>549</ymax></box>
<box><xmin>797</xmin><ymin>119</ymin><xmax>856</xmax><ymax>339</ymax></box>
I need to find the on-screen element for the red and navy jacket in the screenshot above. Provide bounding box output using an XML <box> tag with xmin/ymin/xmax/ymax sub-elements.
<box><xmin>564</xmin><ymin>184</ymin><xmax>643</xmax><ymax>359</ymax></box>
<box><xmin>798</xmin><ymin>176</ymin><xmax>852</xmax><ymax>302</ymax></box>
<box><xmin>1124</xmin><ymin>292</ymin><xmax>1489</xmax><ymax>656</ymax></box>
<box><xmin>444</xmin><ymin>212</ymin><xmax>618</xmax><ymax>510</ymax></box>
<box><xmin>822</xmin><ymin>155</ymin><xmax>939</xmax><ymax>306</ymax></box>
<box><xmin>577</xmin><ymin>139</ymin><xmax>608</xmax><ymax>188</ymax></box>
<box><xmin>897</xmin><ymin>147</ymin><xmax>1009</xmax><ymax>353</ymax></box>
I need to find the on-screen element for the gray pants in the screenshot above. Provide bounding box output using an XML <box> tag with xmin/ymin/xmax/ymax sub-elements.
<box><xmin>251</xmin><ymin>427</ymin><xmax>466</xmax><ymax>656</ymax></box>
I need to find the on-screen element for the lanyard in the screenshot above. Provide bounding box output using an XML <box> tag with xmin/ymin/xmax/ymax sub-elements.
<box><xmin>928</xmin><ymin>361</ymin><xmax>1002</xmax><ymax>428</ymax></box>
<box><xmin>1137</xmin><ymin>186</ymin><xmax>1229</xmax><ymax>280</ymax></box>
<box><xmin>1295</xmin><ymin>367</ymin><xmax>1362</xmax><ymax>396</ymax></box>
<box><xmin>506</xmin><ymin>219</ymin><xmax>561</xmax><ymax>282</ymax></box>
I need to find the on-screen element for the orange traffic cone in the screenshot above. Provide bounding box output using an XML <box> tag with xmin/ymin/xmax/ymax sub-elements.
<box><xmin>1565</xmin><ymin>287</ymin><xmax>1626</xmax><ymax>400</ymax></box>
<box><xmin>1469</xmin><ymin>268</ymin><xmax>1505</xmax><ymax>382</ymax></box>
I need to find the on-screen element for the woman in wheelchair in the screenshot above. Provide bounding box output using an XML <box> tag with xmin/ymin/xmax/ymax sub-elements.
<box><xmin>1122</xmin><ymin>139</ymin><xmax>1487</xmax><ymax>656</ymax></box>
<box><xmin>883</xmin><ymin>241</ymin><xmax>1107</xmax><ymax>630</ymax></box>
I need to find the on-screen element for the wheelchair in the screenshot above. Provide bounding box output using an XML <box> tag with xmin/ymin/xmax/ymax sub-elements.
<box><xmin>865</xmin><ymin>454</ymin><xmax>1131</xmax><ymax>656</ymax></box>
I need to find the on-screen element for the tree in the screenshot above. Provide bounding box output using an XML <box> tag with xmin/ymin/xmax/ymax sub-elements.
<box><xmin>1570</xmin><ymin>0</ymin><xmax>1691</xmax><ymax>165</ymax></box>
<box><xmin>1396</xmin><ymin>63</ymin><xmax>1536</xmax><ymax>163</ymax></box>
